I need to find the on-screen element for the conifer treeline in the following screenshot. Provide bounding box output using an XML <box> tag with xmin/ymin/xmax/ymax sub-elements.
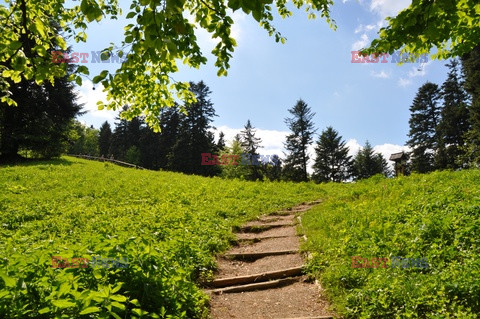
<box><xmin>69</xmin><ymin>82</ymin><xmax>388</xmax><ymax>182</ymax></box>
<box><xmin>67</xmin><ymin>45</ymin><xmax>480</xmax><ymax>182</ymax></box>
<box><xmin>407</xmin><ymin>47</ymin><xmax>480</xmax><ymax>172</ymax></box>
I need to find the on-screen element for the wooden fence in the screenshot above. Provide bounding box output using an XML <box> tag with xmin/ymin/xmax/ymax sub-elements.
<box><xmin>67</xmin><ymin>154</ymin><xmax>147</xmax><ymax>170</ymax></box>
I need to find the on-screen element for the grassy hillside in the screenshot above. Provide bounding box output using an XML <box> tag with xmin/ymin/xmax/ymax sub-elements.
<box><xmin>302</xmin><ymin>171</ymin><xmax>480</xmax><ymax>318</ymax></box>
<box><xmin>0</xmin><ymin>157</ymin><xmax>325</xmax><ymax>318</ymax></box>
<box><xmin>2</xmin><ymin>158</ymin><xmax>479</xmax><ymax>318</ymax></box>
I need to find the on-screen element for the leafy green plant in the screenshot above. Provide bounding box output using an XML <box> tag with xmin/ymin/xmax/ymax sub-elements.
<box><xmin>302</xmin><ymin>170</ymin><xmax>480</xmax><ymax>318</ymax></box>
<box><xmin>0</xmin><ymin>157</ymin><xmax>325</xmax><ymax>318</ymax></box>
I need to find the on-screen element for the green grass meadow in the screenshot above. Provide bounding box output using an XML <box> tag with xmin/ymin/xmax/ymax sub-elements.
<box><xmin>302</xmin><ymin>171</ymin><xmax>480</xmax><ymax>318</ymax></box>
<box><xmin>1</xmin><ymin>157</ymin><xmax>479</xmax><ymax>318</ymax></box>
<box><xmin>0</xmin><ymin>157</ymin><xmax>325</xmax><ymax>318</ymax></box>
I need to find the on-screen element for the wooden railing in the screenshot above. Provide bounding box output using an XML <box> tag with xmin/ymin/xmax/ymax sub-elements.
<box><xmin>67</xmin><ymin>154</ymin><xmax>147</xmax><ymax>170</ymax></box>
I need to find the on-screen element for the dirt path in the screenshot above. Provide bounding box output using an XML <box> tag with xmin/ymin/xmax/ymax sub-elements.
<box><xmin>205</xmin><ymin>200</ymin><xmax>335</xmax><ymax>319</ymax></box>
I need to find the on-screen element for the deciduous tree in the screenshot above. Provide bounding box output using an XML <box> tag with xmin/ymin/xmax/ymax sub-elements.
<box><xmin>363</xmin><ymin>1</ymin><xmax>480</xmax><ymax>60</ymax></box>
<box><xmin>0</xmin><ymin>0</ymin><xmax>335</xmax><ymax>129</ymax></box>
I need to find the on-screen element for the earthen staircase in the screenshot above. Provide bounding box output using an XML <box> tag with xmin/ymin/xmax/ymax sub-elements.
<box><xmin>206</xmin><ymin>200</ymin><xmax>335</xmax><ymax>319</ymax></box>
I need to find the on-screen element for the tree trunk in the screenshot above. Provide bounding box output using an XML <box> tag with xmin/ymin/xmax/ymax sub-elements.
<box><xmin>0</xmin><ymin>106</ymin><xmax>20</xmax><ymax>160</ymax></box>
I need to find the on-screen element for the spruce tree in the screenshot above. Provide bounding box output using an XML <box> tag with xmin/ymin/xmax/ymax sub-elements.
<box><xmin>436</xmin><ymin>59</ymin><xmax>470</xmax><ymax>169</ymax></box>
<box><xmin>240</xmin><ymin>120</ymin><xmax>263</xmax><ymax>181</ymax></box>
<box><xmin>98</xmin><ymin>121</ymin><xmax>112</xmax><ymax>157</ymax></box>
<box><xmin>217</xmin><ymin>131</ymin><xmax>226</xmax><ymax>152</ymax></box>
<box><xmin>352</xmin><ymin>141</ymin><xmax>389</xmax><ymax>180</ymax></box>
<box><xmin>283</xmin><ymin>99</ymin><xmax>316</xmax><ymax>182</ymax></box>
<box><xmin>168</xmin><ymin>81</ymin><xmax>219</xmax><ymax>176</ymax></box>
<box><xmin>157</xmin><ymin>106</ymin><xmax>180</xmax><ymax>169</ymax></box>
<box><xmin>461</xmin><ymin>44</ymin><xmax>480</xmax><ymax>167</ymax></box>
<box><xmin>110</xmin><ymin>106</ymin><xmax>144</xmax><ymax>161</ymax></box>
<box><xmin>0</xmin><ymin>24</ymin><xmax>82</xmax><ymax>160</ymax></box>
<box><xmin>406</xmin><ymin>82</ymin><xmax>441</xmax><ymax>173</ymax></box>
<box><xmin>0</xmin><ymin>66</ymin><xmax>82</xmax><ymax>160</ymax></box>
<box><xmin>312</xmin><ymin>127</ymin><xmax>352</xmax><ymax>183</ymax></box>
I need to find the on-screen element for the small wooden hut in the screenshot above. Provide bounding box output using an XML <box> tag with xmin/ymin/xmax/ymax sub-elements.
<box><xmin>389</xmin><ymin>152</ymin><xmax>408</xmax><ymax>176</ymax></box>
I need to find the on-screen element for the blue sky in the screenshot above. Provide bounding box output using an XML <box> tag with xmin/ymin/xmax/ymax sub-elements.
<box><xmin>73</xmin><ymin>0</ymin><xmax>450</xmax><ymax>163</ymax></box>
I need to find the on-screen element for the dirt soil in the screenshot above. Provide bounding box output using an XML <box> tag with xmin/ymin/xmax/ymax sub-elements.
<box><xmin>206</xmin><ymin>200</ymin><xmax>335</xmax><ymax>319</ymax></box>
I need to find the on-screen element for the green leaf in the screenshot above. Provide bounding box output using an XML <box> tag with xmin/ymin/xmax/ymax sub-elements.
<box><xmin>9</xmin><ymin>41</ymin><xmax>22</xmax><ymax>50</ymax></box>
<box><xmin>79</xmin><ymin>306</ymin><xmax>100</xmax><ymax>315</ymax></box>
<box><xmin>75</xmin><ymin>76</ymin><xmax>82</xmax><ymax>86</ymax></box>
<box><xmin>77</xmin><ymin>65</ymin><xmax>89</xmax><ymax>75</ymax></box>
<box><xmin>80</xmin><ymin>0</ymin><xmax>89</xmax><ymax>14</ymax></box>
<box><xmin>56</xmin><ymin>36</ymin><xmax>67</xmax><ymax>50</ymax></box>
<box><xmin>38</xmin><ymin>307</ymin><xmax>50</xmax><ymax>314</ymax></box>
<box><xmin>109</xmin><ymin>311</ymin><xmax>122</xmax><ymax>319</ymax></box>
<box><xmin>126</xmin><ymin>11</ymin><xmax>136</xmax><ymax>19</ymax></box>
<box><xmin>110</xmin><ymin>294</ymin><xmax>127</xmax><ymax>302</ymax></box>
<box><xmin>35</xmin><ymin>19</ymin><xmax>46</xmax><ymax>38</ymax></box>
<box><xmin>0</xmin><ymin>272</ymin><xmax>16</xmax><ymax>288</ymax></box>
<box><xmin>111</xmin><ymin>301</ymin><xmax>125</xmax><ymax>310</ymax></box>
<box><xmin>92</xmin><ymin>70</ymin><xmax>108</xmax><ymax>84</ymax></box>
<box><xmin>52</xmin><ymin>299</ymin><xmax>76</xmax><ymax>309</ymax></box>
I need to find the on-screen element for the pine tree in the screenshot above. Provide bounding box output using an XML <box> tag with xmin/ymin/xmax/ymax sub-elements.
<box><xmin>283</xmin><ymin>99</ymin><xmax>316</xmax><ymax>182</ymax></box>
<box><xmin>352</xmin><ymin>141</ymin><xmax>389</xmax><ymax>180</ymax></box>
<box><xmin>240</xmin><ymin>120</ymin><xmax>263</xmax><ymax>181</ymax></box>
<box><xmin>406</xmin><ymin>82</ymin><xmax>441</xmax><ymax>173</ymax></box>
<box><xmin>461</xmin><ymin>44</ymin><xmax>480</xmax><ymax>167</ymax></box>
<box><xmin>98</xmin><ymin>121</ymin><xmax>112</xmax><ymax>157</ymax></box>
<box><xmin>312</xmin><ymin>127</ymin><xmax>352</xmax><ymax>183</ymax></box>
<box><xmin>436</xmin><ymin>59</ymin><xmax>470</xmax><ymax>169</ymax></box>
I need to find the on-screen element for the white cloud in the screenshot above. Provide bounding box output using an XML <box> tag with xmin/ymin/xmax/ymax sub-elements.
<box><xmin>346</xmin><ymin>139</ymin><xmax>362</xmax><ymax>157</ymax></box>
<box><xmin>213</xmin><ymin>126</ymin><xmax>409</xmax><ymax>173</ymax></box>
<box><xmin>407</xmin><ymin>60</ymin><xmax>432</xmax><ymax>77</ymax></box>
<box><xmin>351</xmin><ymin>33</ymin><xmax>370</xmax><ymax>51</ymax></box>
<box><xmin>370</xmin><ymin>0</ymin><xmax>411</xmax><ymax>18</ymax></box>
<box><xmin>76</xmin><ymin>79</ymin><xmax>116</xmax><ymax>121</ymax></box>
<box><xmin>354</xmin><ymin>24</ymin><xmax>377</xmax><ymax>34</ymax></box>
<box><xmin>214</xmin><ymin>125</ymin><xmax>288</xmax><ymax>158</ymax></box>
<box><xmin>348</xmin><ymin>140</ymin><xmax>410</xmax><ymax>169</ymax></box>
<box><xmin>398</xmin><ymin>78</ymin><xmax>412</xmax><ymax>87</ymax></box>
<box><xmin>374</xmin><ymin>144</ymin><xmax>410</xmax><ymax>161</ymax></box>
<box><xmin>371</xmin><ymin>70</ymin><xmax>390</xmax><ymax>78</ymax></box>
